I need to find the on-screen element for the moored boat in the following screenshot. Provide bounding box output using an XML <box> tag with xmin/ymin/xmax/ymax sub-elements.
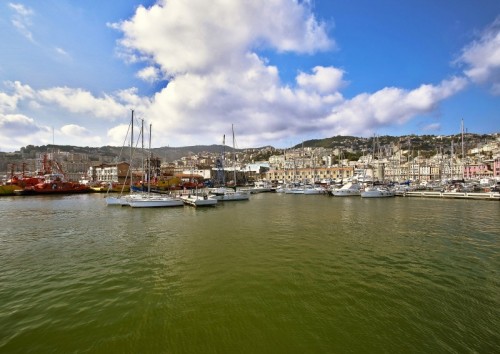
<box><xmin>361</xmin><ymin>186</ymin><xmax>395</xmax><ymax>198</ymax></box>
<box><xmin>303</xmin><ymin>184</ymin><xmax>327</xmax><ymax>195</ymax></box>
<box><xmin>250</xmin><ymin>180</ymin><xmax>273</xmax><ymax>193</ymax></box>
<box><xmin>331</xmin><ymin>182</ymin><xmax>362</xmax><ymax>197</ymax></box>
<box><xmin>128</xmin><ymin>194</ymin><xmax>184</xmax><ymax>208</ymax></box>
<box><xmin>14</xmin><ymin>173</ymin><xmax>91</xmax><ymax>195</ymax></box>
<box><xmin>181</xmin><ymin>194</ymin><xmax>218</xmax><ymax>207</ymax></box>
<box><xmin>208</xmin><ymin>187</ymin><xmax>250</xmax><ymax>201</ymax></box>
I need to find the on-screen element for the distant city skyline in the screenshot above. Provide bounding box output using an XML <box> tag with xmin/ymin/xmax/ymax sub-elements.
<box><xmin>1</xmin><ymin>0</ymin><xmax>499</xmax><ymax>152</ymax></box>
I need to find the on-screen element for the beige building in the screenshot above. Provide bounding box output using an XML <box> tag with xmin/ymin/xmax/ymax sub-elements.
<box><xmin>265</xmin><ymin>166</ymin><xmax>354</xmax><ymax>183</ymax></box>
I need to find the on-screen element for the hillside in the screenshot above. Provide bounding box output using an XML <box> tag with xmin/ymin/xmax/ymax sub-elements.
<box><xmin>293</xmin><ymin>133</ymin><xmax>496</xmax><ymax>157</ymax></box>
<box><xmin>2</xmin><ymin>133</ymin><xmax>497</xmax><ymax>167</ymax></box>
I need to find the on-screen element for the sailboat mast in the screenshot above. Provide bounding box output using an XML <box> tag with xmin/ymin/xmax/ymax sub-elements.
<box><xmin>461</xmin><ymin>119</ymin><xmax>465</xmax><ymax>179</ymax></box>
<box><xmin>140</xmin><ymin>118</ymin><xmax>144</xmax><ymax>190</ymax></box>
<box><xmin>130</xmin><ymin>109</ymin><xmax>134</xmax><ymax>189</ymax></box>
<box><xmin>148</xmin><ymin>123</ymin><xmax>152</xmax><ymax>194</ymax></box>
<box><xmin>232</xmin><ymin>124</ymin><xmax>236</xmax><ymax>186</ymax></box>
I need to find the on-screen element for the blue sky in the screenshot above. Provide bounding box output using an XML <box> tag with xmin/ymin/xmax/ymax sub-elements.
<box><xmin>0</xmin><ymin>0</ymin><xmax>499</xmax><ymax>152</ymax></box>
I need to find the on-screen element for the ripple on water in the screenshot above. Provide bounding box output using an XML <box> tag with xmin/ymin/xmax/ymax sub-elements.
<box><xmin>0</xmin><ymin>194</ymin><xmax>499</xmax><ymax>353</ymax></box>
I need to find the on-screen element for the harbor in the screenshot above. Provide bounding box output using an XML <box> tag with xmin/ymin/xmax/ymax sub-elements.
<box><xmin>0</xmin><ymin>193</ymin><xmax>498</xmax><ymax>353</ymax></box>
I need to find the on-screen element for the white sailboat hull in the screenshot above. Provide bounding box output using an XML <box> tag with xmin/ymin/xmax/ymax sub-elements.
<box><xmin>181</xmin><ymin>195</ymin><xmax>218</xmax><ymax>206</ymax></box>
<box><xmin>361</xmin><ymin>187</ymin><xmax>395</xmax><ymax>198</ymax></box>
<box><xmin>129</xmin><ymin>196</ymin><xmax>184</xmax><ymax>208</ymax></box>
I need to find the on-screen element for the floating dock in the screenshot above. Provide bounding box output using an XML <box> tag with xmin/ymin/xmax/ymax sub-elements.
<box><xmin>397</xmin><ymin>191</ymin><xmax>500</xmax><ymax>201</ymax></box>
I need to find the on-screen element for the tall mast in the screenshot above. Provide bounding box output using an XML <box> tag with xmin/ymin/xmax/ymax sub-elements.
<box><xmin>451</xmin><ymin>139</ymin><xmax>454</xmax><ymax>180</ymax></box>
<box><xmin>232</xmin><ymin>124</ymin><xmax>236</xmax><ymax>186</ymax></box>
<box><xmin>148</xmin><ymin>123</ymin><xmax>152</xmax><ymax>194</ymax></box>
<box><xmin>461</xmin><ymin>118</ymin><xmax>465</xmax><ymax>179</ymax></box>
<box><xmin>216</xmin><ymin>135</ymin><xmax>225</xmax><ymax>186</ymax></box>
<box><xmin>140</xmin><ymin>118</ymin><xmax>144</xmax><ymax>190</ymax></box>
<box><xmin>130</xmin><ymin>109</ymin><xmax>134</xmax><ymax>189</ymax></box>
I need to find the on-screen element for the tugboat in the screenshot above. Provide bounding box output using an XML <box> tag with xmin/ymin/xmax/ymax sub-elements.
<box><xmin>14</xmin><ymin>173</ymin><xmax>91</xmax><ymax>195</ymax></box>
<box><xmin>13</xmin><ymin>154</ymin><xmax>91</xmax><ymax>195</ymax></box>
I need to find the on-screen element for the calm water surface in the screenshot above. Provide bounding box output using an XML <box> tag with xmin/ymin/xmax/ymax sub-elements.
<box><xmin>0</xmin><ymin>193</ymin><xmax>498</xmax><ymax>353</ymax></box>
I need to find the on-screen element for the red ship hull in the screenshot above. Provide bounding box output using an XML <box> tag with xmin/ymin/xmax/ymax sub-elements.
<box><xmin>14</xmin><ymin>181</ymin><xmax>91</xmax><ymax>195</ymax></box>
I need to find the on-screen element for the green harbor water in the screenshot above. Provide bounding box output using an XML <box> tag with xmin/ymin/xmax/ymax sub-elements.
<box><xmin>0</xmin><ymin>193</ymin><xmax>499</xmax><ymax>353</ymax></box>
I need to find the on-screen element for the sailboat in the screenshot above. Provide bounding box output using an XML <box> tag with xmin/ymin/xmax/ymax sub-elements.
<box><xmin>181</xmin><ymin>185</ymin><xmax>218</xmax><ymax>207</ymax></box>
<box><xmin>128</xmin><ymin>123</ymin><xmax>183</xmax><ymax>208</ymax></box>
<box><xmin>106</xmin><ymin>110</ymin><xmax>135</xmax><ymax>206</ymax></box>
<box><xmin>208</xmin><ymin>124</ymin><xmax>250</xmax><ymax>201</ymax></box>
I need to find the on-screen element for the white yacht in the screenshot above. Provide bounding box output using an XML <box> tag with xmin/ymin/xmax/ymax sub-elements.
<box><xmin>361</xmin><ymin>186</ymin><xmax>395</xmax><ymax>198</ymax></box>
<box><xmin>331</xmin><ymin>182</ymin><xmax>362</xmax><ymax>197</ymax></box>
<box><xmin>303</xmin><ymin>185</ymin><xmax>327</xmax><ymax>195</ymax></box>
<box><xmin>208</xmin><ymin>187</ymin><xmax>250</xmax><ymax>201</ymax></box>
<box><xmin>128</xmin><ymin>194</ymin><xmax>184</xmax><ymax>208</ymax></box>
<box><xmin>250</xmin><ymin>180</ymin><xmax>273</xmax><ymax>193</ymax></box>
<box><xmin>181</xmin><ymin>194</ymin><xmax>218</xmax><ymax>206</ymax></box>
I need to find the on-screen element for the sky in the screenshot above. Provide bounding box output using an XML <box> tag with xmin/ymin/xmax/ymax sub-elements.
<box><xmin>0</xmin><ymin>0</ymin><xmax>499</xmax><ymax>152</ymax></box>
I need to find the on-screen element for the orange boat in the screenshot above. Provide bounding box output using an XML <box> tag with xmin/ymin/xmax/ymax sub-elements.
<box><xmin>14</xmin><ymin>173</ymin><xmax>91</xmax><ymax>195</ymax></box>
<box><xmin>12</xmin><ymin>154</ymin><xmax>91</xmax><ymax>196</ymax></box>
<box><xmin>7</xmin><ymin>175</ymin><xmax>44</xmax><ymax>188</ymax></box>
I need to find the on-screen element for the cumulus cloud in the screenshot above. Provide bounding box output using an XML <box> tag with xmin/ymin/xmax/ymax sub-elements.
<box><xmin>1</xmin><ymin>81</ymin><xmax>149</xmax><ymax>120</ymax></box>
<box><xmin>60</xmin><ymin>124</ymin><xmax>91</xmax><ymax>136</ymax></box>
<box><xmin>107</xmin><ymin>124</ymin><xmax>132</xmax><ymax>147</ymax></box>
<box><xmin>60</xmin><ymin>124</ymin><xmax>102</xmax><ymax>146</ymax></box>
<box><xmin>37</xmin><ymin>87</ymin><xmax>123</xmax><ymax>118</ymax></box>
<box><xmin>297</xmin><ymin>66</ymin><xmax>346</xmax><ymax>94</ymax></box>
<box><xmin>2</xmin><ymin>1</ymin><xmax>488</xmax><ymax>150</ymax></box>
<box><xmin>457</xmin><ymin>16</ymin><xmax>500</xmax><ymax>94</ymax></box>
<box><xmin>0</xmin><ymin>81</ymin><xmax>147</xmax><ymax>150</ymax></box>
<box><xmin>115</xmin><ymin>0</ymin><xmax>333</xmax><ymax>76</ymax></box>
<box><xmin>136</xmin><ymin>66</ymin><xmax>161</xmax><ymax>82</ymax></box>
<box><xmin>0</xmin><ymin>113</ymin><xmax>51</xmax><ymax>151</ymax></box>
<box><xmin>109</xmin><ymin>0</ymin><xmax>470</xmax><ymax>148</ymax></box>
<box><xmin>0</xmin><ymin>92</ymin><xmax>19</xmax><ymax>112</ymax></box>
<box><xmin>0</xmin><ymin>81</ymin><xmax>36</xmax><ymax>113</ymax></box>
<box><xmin>321</xmin><ymin>77</ymin><xmax>468</xmax><ymax>137</ymax></box>
<box><xmin>0</xmin><ymin>113</ymin><xmax>39</xmax><ymax>134</ymax></box>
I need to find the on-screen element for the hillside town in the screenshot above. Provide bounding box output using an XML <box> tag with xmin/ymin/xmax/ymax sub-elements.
<box><xmin>1</xmin><ymin>133</ymin><xmax>500</xmax><ymax>190</ymax></box>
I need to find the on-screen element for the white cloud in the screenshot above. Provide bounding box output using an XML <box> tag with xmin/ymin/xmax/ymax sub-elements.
<box><xmin>0</xmin><ymin>92</ymin><xmax>19</xmax><ymax>112</ymax></box>
<box><xmin>321</xmin><ymin>77</ymin><xmax>468</xmax><ymax>137</ymax></box>
<box><xmin>107</xmin><ymin>124</ymin><xmax>132</xmax><ymax>147</ymax></box>
<box><xmin>1</xmin><ymin>1</ymin><xmax>480</xmax><ymax>151</ymax></box>
<box><xmin>136</xmin><ymin>66</ymin><xmax>160</xmax><ymax>82</ymax></box>
<box><xmin>0</xmin><ymin>81</ymin><xmax>148</xmax><ymax>150</ymax></box>
<box><xmin>0</xmin><ymin>113</ymin><xmax>38</xmax><ymax>133</ymax></box>
<box><xmin>60</xmin><ymin>124</ymin><xmax>102</xmax><ymax>146</ymax></box>
<box><xmin>0</xmin><ymin>81</ymin><xmax>35</xmax><ymax>113</ymax></box>
<box><xmin>7</xmin><ymin>81</ymin><xmax>36</xmax><ymax>98</ymax></box>
<box><xmin>109</xmin><ymin>0</ymin><xmax>340</xmax><ymax>146</ymax></box>
<box><xmin>114</xmin><ymin>0</ymin><xmax>333</xmax><ymax>76</ymax></box>
<box><xmin>54</xmin><ymin>47</ymin><xmax>71</xmax><ymax>59</ymax></box>
<box><xmin>0</xmin><ymin>113</ymin><xmax>51</xmax><ymax>151</ymax></box>
<box><xmin>37</xmin><ymin>86</ymin><xmax>144</xmax><ymax>119</ymax></box>
<box><xmin>457</xmin><ymin>16</ymin><xmax>500</xmax><ymax>94</ymax></box>
<box><xmin>105</xmin><ymin>0</ymin><xmax>473</xmax><ymax>148</ymax></box>
<box><xmin>8</xmin><ymin>3</ymin><xmax>35</xmax><ymax>42</ymax></box>
<box><xmin>60</xmin><ymin>124</ymin><xmax>91</xmax><ymax>136</ymax></box>
<box><xmin>297</xmin><ymin>66</ymin><xmax>346</xmax><ymax>94</ymax></box>
<box><xmin>422</xmin><ymin>123</ymin><xmax>441</xmax><ymax>132</ymax></box>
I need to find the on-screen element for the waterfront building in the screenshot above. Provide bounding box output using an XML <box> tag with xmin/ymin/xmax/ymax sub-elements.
<box><xmin>91</xmin><ymin>162</ymin><xmax>129</xmax><ymax>184</ymax></box>
<box><xmin>463</xmin><ymin>162</ymin><xmax>493</xmax><ymax>179</ymax></box>
<box><xmin>265</xmin><ymin>166</ymin><xmax>354</xmax><ymax>184</ymax></box>
<box><xmin>494</xmin><ymin>158</ymin><xmax>500</xmax><ymax>178</ymax></box>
